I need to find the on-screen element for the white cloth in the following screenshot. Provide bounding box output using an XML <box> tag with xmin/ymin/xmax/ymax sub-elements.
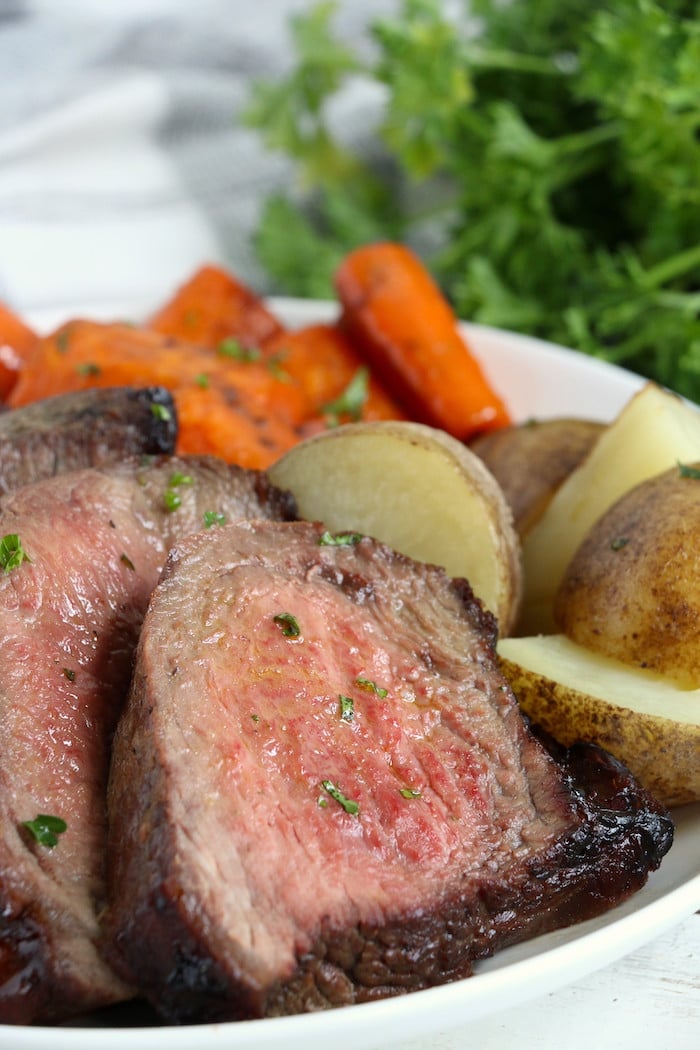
<box><xmin>0</xmin><ymin>0</ymin><xmax>396</xmax><ymax>324</ymax></box>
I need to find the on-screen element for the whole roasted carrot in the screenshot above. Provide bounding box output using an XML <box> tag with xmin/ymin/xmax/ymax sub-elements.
<box><xmin>262</xmin><ymin>323</ymin><xmax>406</xmax><ymax>432</ymax></box>
<box><xmin>148</xmin><ymin>264</ymin><xmax>284</xmax><ymax>350</ymax></box>
<box><xmin>8</xmin><ymin>321</ymin><xmax>307</xmax><ymax>469</ymax></box>
<box><xmin>335</xmin><ymin>242</ymin><xmax>511</xmax><ymax>440</ymax></box>
<box><xmin>0</xmin><ymin>302</ymin><xmax>39</xmax><ymax>401</ymax></box>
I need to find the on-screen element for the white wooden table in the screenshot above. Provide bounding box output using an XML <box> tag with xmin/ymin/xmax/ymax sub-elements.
<box><xmin>404</xmin><ymin>914</ymin><xmax>699</xmax><ymax>1050</ymax></box>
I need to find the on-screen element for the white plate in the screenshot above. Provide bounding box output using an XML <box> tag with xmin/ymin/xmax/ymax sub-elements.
<box><xmin>5</xmin><ymin>298</ymin><xmax>700</xmax><ymax>1050</ymax></box>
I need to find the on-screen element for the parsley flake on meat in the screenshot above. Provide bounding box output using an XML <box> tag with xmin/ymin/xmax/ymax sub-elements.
<box><xmin>0</xmin><ymin>534</ymin><xmax>31</xmax><ymax>573</ymax></box>
<box><xmin>318</xmin><ymin>530</ymin><xmax>364</xmax><ymax>546</ymax></box>
<box><xmin>22</xmin><ymin>814</ymin><xmax>67</xmax><ymax>849</ymax></box>
<box><xmin>321</xmin><ymin>779</ymin><xmax>360</xmax><ymax>816</ymax></box>
<box><xmin>273</xmin><ymin>612</ymin><xmax>301</xmax><ymax>637</ymax></box>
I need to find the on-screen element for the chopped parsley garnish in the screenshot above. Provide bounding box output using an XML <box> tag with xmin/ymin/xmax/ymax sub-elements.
<box><xmin>22</xmin><ymin>814</ymin><xmax>67</xmax><ymax>849</ymax></box>
<box><xmin>0</xmin><ymin>534</ymin><xmax>31</xmax><ymax>573</ymax></box>
<box><xmin>318</xmin><ymin>530</ymin><xmax>364</xmax><ymax>546</ymax></box>
<box><xmin>195</xmin><ymin>372</ymin><xmax>210</xmax><ymax>389</ymax></box>
<box><xmin>203</xmin><ymin>510</ymin><xmax>227</xmax><ymax>528</ymax></box>
<box><xmin>266</xmin><ymin>352</ymin><xmax>291</xmax><ymax>382</ymax></box>
<box><xmin>322</xmin><ymin>367</ymin><xmax>369</xmax><ymax>426</ymax></box>
<box><xmin>321</xmin><ymin>779</ymin><xmax>359</xmax><ymax>816</ymax></box>
<box><xmin>163</xmin><ymin>488</ymin><xmax>182</xmax><ymax>512</ymax></box>
<box><xmin>168</xmin><ymin>472</ymin><xmax>193</xmax><ymax>488</ymax></box>
<box><xmin>63</xmin><ymin>668</ymin><xmax>76</xmax><ymax>682</ymax></box>
<box><xmin>120</xmin><ymin>552</ymin><xmax>136</xmax><ymax>570</ymax></box>
<box><xmin>218</xmin><ymin>338</ymin><xmax>261</xmax><ymax>362</ymax></box>
<box><xmin>151</xmin><ymin>403</ymin><xmax>172</xmax><ymax>422</ymax></box>
<box><xmin>355</xmin><ymin>677</ymin><xmax>388</xmax><ymax>698</ymax></box>
<box><xmin>55</xmin><ymin>328</ymin><xmax>71</xmax><ymax>354</ymax></box>
<box><xmin>610</xmin><ymin>536</ymin><xmax>630</xmax><ymax>551</ymax></box>
<box><xmin>339</xmin><ymin>694</ymin><xmax>354</xmax><ymax>722</ymax></box>
<box><xmin>251</xmin><ymin>713</ymin><xmax>260</xmax><ymax>723</ymax></box>
<box><xmin>75</xmin><ymin>362</ymin><xmax>101</xmax><ymax>377</ymax></box>
<box><xmin>399</xmin><ymin>788</ymin><xmax>422</xmax><ymax>799</ymax></box>
<box><xmin>678</xmin><ymin>462</ymin><xmax>700</xmax><ymax>479</ymax></box>
<box><xmin>273</xmin><ymin>612</ymin><xmax>301</xmax><ymax>637</ymax></box>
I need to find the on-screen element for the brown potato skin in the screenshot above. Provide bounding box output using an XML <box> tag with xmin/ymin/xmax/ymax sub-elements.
<box><xmin>471</xmin><ymin>419</ymin><xmax>604</xmax><ymax>539</ymax></box>
<box><xmin>555</xmin><ymin>462</ymin><xmax>700</xmax><ymax>686</ymax></box>
<box><xmin>499</xmin><ymin>654</ymin><xmax>700</xmax><ymax>807</ymax></box>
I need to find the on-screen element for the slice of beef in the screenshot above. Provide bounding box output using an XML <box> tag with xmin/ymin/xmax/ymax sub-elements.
<box><xmin>104</xmin><ymin>520</ymin><xmax>673</xmax><ymax>1024</ymax></box>
<box><xmin>0</xmin><ymin>457</ymin><xmax>296</xmax><ymax>1025</ymax></box>
<box><xmin>0</xmin><ymin>386</ymin><xmax>177</xmax><ymax>496</ymax></box>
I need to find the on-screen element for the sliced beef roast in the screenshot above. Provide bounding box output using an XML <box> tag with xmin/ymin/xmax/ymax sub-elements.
<box><xmin>104</xmin><ymin>520</ymin><xmax>673</xmax><ymax>1024</ymax></box>
<box><xmin>0</xmin><ymin>457</ymin><xmax>296</xmax><ymax>1025</ymax></box>
<box><xmin>0</xmin><ymin>386</ymin><xmax>177</xmax><ymax>495</ymax></box>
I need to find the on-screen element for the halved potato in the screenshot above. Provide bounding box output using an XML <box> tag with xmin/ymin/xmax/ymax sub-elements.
<box><xmin>498</xmin><ymin>634</ymin><xmax>700</xmax><ymax>807</ymax></box>
<box><xmin>519</xmin><ymin>383</ymin><xmax>700</xmax><ymax>634</ymax></box>
<box><xmin>555</xmin><ymin>462</ymin><xmax>700</xmax><ymax>687</ymax></box>
<box><xmin>470</xmin><ymin>418</ymin><xmax>605</xmax><ymax>540</ymax></box>
<box><xmin>268</xmin><ymin>421</ymin><xmax>521</xmax><ymax>634</ymax></box>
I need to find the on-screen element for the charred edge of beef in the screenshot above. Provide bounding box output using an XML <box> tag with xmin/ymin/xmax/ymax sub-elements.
<box><xmin>0</xmin><ymin>386</ymin><xmax>177</xmax><ymax>495</ymax></box>
<box><xmin>0</xmin><ymin>459</ymin><xmax>296</xmax><ymax>1025</ymax></box>
<box><xmin>102</xmin><ymin>520</ymin><xmax>673</xmax><ymax>1025</ymax></box>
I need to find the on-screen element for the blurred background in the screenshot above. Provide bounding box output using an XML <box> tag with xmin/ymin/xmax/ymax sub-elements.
<box><xmin>0</xmin><ymin>0</ymin><xmax>396</xmax><ymax>318</ymax></box>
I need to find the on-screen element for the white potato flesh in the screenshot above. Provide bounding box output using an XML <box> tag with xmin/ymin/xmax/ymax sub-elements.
<box><xmin>498</xmin><ymin>633</ymin><xmax>700</xmax><ymax>806</ymax></box>
<box><xmin>520</xmin><ymin>382</ymin><xmax>700</xmax><ymax>634</ymax></box>
<box><xmin>269</xmin><ymin>421</ymin><xmax>521</xmax><ymax>635</ymax></box>
<box><xmin>499</xmin><ymin>634</ymin><xmax>700</xmax><ymax>725</ymax></box>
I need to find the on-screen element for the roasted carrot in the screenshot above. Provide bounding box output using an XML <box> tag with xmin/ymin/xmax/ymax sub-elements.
<box><xmin>0</xmin><ymin>302</ymin><xmax>39</xmax><ymax>401</ymax></box>
<box><xmin>148</xmin><ymin>264</ymin><xmax>285</xmax><ymax>350</ymax></box>
<box><xmin>8</xmin><ymin>321</ymin><xmax>309</xmax><ymax>469</ymax></box>
<box><xmin>262</xmin><ymin>323</ymin><xmax>406</xmax><ymax>433</ymax></box>
<box><xmin>334</xmin><ymin>242</ymin><xmax>511</xmax><ymax>440</ymax></box>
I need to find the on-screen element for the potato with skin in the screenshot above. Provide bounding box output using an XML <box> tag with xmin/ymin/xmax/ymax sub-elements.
<box><xmin>555</xmin><ymin>461</ymin><xmax>700</xmax><ymax>687</ymax></box>
<box><xmin>519</xmin><ymin>382</ymin><xmax>700</xmax><ymax>635</ymax></box>
<box><xmin>498</xmin><ymin>634</ymin><xmax>700</xmax><ymax>807</ymax></box>
<box><xmin>470</xmin><ymin>418</ymin><xmax>604</xmax><ymax>540</ymax></box>
<box><xmin>268</xmin><ymin>420</ymin><xmax>522</xmax><ymax>635</ymax></box>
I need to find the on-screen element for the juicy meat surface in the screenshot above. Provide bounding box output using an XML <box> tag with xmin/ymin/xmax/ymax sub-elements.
<box><xmin>0</xmin><ymin>457</ymin><xmax>296</xmax><ymax>1025</ymax></box>
<box><xmin>105</xmin><ymin>520</ymin><xmax>673</xmax><ymax>1024</ymax></box>
<box><xmin>0</xmin><ymin>386</ymin><xmax>177</xmax><ymax>495</ymax></box>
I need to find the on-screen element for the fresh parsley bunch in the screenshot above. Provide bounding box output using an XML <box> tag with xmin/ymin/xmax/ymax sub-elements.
<box><xmin>244</xmin><ymin>0</ymin><xmax>700</xmax><ymax>399</ymax></box>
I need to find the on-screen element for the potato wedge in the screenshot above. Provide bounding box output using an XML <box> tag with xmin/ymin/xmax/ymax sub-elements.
<box><xmin>519</xmin><ymin>383</ymin><xmax>700</xmax><ymax>634</ymax></box>
<box><xmin>268</xmin><ymin>421</ymin><xmax>521</xmax><ymax>634</ymax></box>
<box><xmin>555</xmin><ymin>462</ymin><xmax>700</xmax><ymax>686</ymax></box>
<box><xmin>498</xmin><ymin>634</ymin><xmax>700</xmax><ymax>807</ymax></box>
<box><xmin>470</xmin><ymin>418</ymin><xmax>604</xmax><ymax>540</ymax></box>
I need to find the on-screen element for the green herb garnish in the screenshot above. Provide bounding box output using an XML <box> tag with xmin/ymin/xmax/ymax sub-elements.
<box><xmin>245</xmin><ymin>0</ymin><xmax>700</xmax><ymax>401</ymax></box>
<box><xmin>168</xmin><ymin>472</ymin><xmax>193</xmax><ymax>488</ymax></box>
<box><xmin>22</xmin><ymin>814</ymin><xmax>67</xmax><ymax>849</ymax></box>
<box><xmin>151</xmin><ymin>403</ymin><xmax>172</xmax><ymax>422</ymax></box>
<box><xmin>203</xmin><ymin>510</ymin><xmax>227</xmax><ymax>528</ymax></box>
<box><xmin>75</xmin><ymin>362</ymin><xmax>101</xmax><ymax>377</ymax></box>
<box><xmin>399</xmin><ymin>787</ymin><xmax>422</xmax><ymax>799</ymax></box>
<box><xmin>318</xmin><ymin>530</ymin><xmax>364</xmax><ymax>546</ymax></box>
<box><xmin>63</xmin><ymin>668</ymin><xmax>76</xmax><ymax>682</ymax></box>
<box><xmin>355</xmin><ymin>677</ymin><xmax>388</xmax><ymax>698</ymax></box>
<box><xmin>321</xmin><ymin>779</ymin><xmax>360</xmax><ymax>815</ymax></box>
<box><xmin>610</xmin><ymin>536</ymin><xmax>630</xmax><ymax>551</ymax></box>
<box><xmin>273</xmin><ymin>612</ymin><xmax>301</xmax><ymax>637</ymax></box>
<box><xmin>195</xmin><ymin>372</ymin><xmax>210</xmax><ymax>389</ymax></box>
<box><xmin>163</xmin><ymin>488</ymin><xmax>181</xmax><ymax>512</ymax></box>
<box><xmin>678</xmin><ymin>462</ymin><xmax>700</xmax><ymax>479</ymax></box>
<box><xmin>338</xmin><ymin>694</ymin><xmax>354</xmax><ymax>722</ymax></box>
<box><xmin>120</xmin><ymin>553</ymin><xmax>136</xmax><ymax>570</ymax></box>
<box><xmin>322</xmin><ymin>367</ymin><xmax>369</xmax><ymax>426</ymax></box>
<box><xmin>0</xmin><ymin>534</ymin><xmax>31</xmax><ymax>573</ymax></box>
<box><xmin>218</xmin><ymin>338</ymin><xmax>261</xmax><ymax>362</ymax></box>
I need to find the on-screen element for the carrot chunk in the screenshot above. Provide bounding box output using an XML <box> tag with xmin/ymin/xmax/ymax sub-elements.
<box><xmin>0</xmin><ymin>302</ymin><xmax>39</xmax><ymax>401</ymax></box>
<box><xmin>148</xmin><ymin>264</ymin><xmax>285</xmax><ymax>350</ymax></box>
<box><xmin>8</xmin><ymin>321</ymin><xmax>307</xmax><ymax>469</ymax></box>
<box><xmin>263</xmin><ymin>323</ymin><xmax>406</xmax><ymax>432</ymax></box>
<box><xmin>334</xmin><ymin>242</ymin><xmax>510</xmax><ymax>440</ymax></box>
